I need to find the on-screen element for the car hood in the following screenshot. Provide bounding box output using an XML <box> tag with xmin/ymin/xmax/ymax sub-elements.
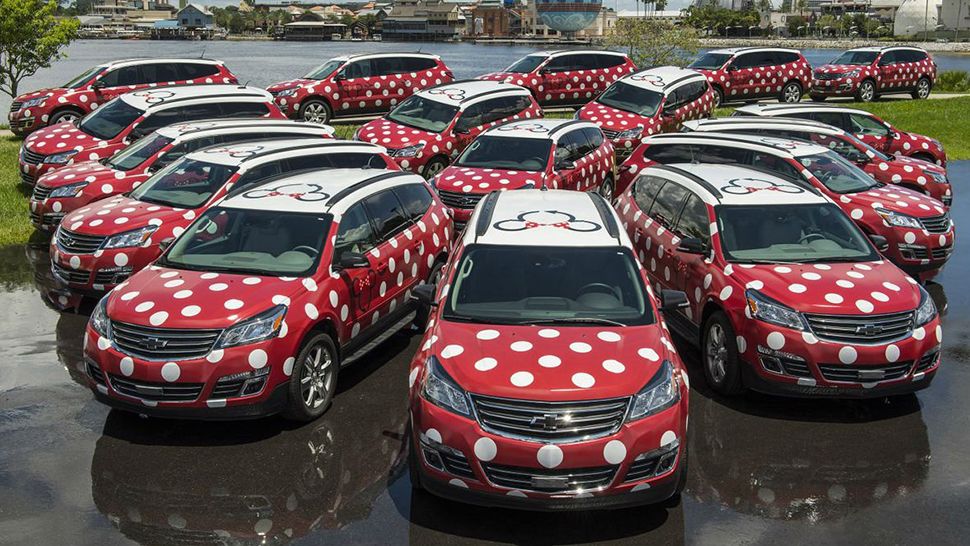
<box><xmin>35</xmin><ymin>159</ymin><xmax>127</xmax><ymax>189</ymax></box>
<box><xmin>837</xmin><ymin>184</ymin><xmax>946</xmax><ymax>218</ymax></box>
<box><xmin>814</xmin><ymin>64</ymin><xmax>865</xmax><ymax>75</ymax></box>
<box><xmin>435</xmin><ymin>166</ymin><xmax>548</xmax><ymax>193</ymax></box>
<box><xmin>730</xmin><ymin>262</ymin><xmax>921</xmax><ymax>315</ymax></box>
<box><xmin>266</xmin><ymin>78</ymin><xmax>314</xmax><ymax>93</ymax></box>
<box><xmin>478</xmin><ymin>72</ymin><xmax>518</xmax><ymax>83</ymax></box>
<box><xmin>577</xmin><ymin>101</ymin><xmax>655</xmax><ymax>132</ymax></box>
<box><xmin>23</xmin><ymin>121</ymin><xmax>110</xmax><ymax>156</ymax></box>
<box><xmin>888</xmin><ymin>154</ymin><xmax>946</xmax><ymax>176</ymax></box>
<box><xmin>356</xmin><ymin>118</ymin><xmax>438</xmax><ymax>150</ymax></box>
<box><xmin>427</xmin><ymin>321</ymin><xmax>672</xmax><ymax>401</ymax></box>
<box><xmin>14</xmin><ymin>87</ymin><xmax>63</xmax><ymax>103</ymax></box>
<box><xmin>107</xmin><ymin>266</ymin><xmax>307</xmax><ymax>329</ymax></box>
<box><xmin>61</xmin><ymin>195</ymin><xmax>188</xmax><ymax>236</ymax></box>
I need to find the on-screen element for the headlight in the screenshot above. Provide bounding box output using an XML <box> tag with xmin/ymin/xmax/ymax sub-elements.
<box><xmin>47</xmin><ymin>181</ymin><xmax>88</xmax><ymax>198</ymax></box>
<box><xmin>916</xmin><ymin>286</ymin><xmax>937</xmax><ymax>326</ymax></box>
<box><xmin>102</xmin><ymin>225</ymin><xmax>158</xmax><ymax>249</ymax></box>
<box><xmin>392</xmin><ymin>144</ymin><xmax>424</xmax><ymax>158</ymax></box>
<box><xmin>214</xmin><ymin>305</ymin><xmax>286</xmax><ymax>349</ymax></box>
<box><xmin>275</xmin><ymin>88</ymin><xmax>298</xmax><ymax>97</ymax></box>
<box><xmin>615</xmin><ymin>127</ymin><xmax>643</xmax><ymax>140</ymax></box>
<box><xmin>927</xmin><ymin>170</ymin><xmax>947</xmax><ymax>183</ymax></box>
<box><xmin>627</xmin><ymin>359</ymin><xmax>680</xmax><ymax>421</ymax></box>
<box><xmin>90</xmin><ymin>295</ymin><xmax>111</xmax><ymax>338</ymax></box>
<box><xmin>746</xmin><ymin>289</ymin><xmax>807</xmax><ymax>331</ymax></box>
<box><xmin>846</xmin><ymin>69</ymin><xmax>861</xmax><ymax>78</ymax></box>
<box><xmin>421</xmin><ymin>356</ymin><xmax>471</xmax><ymax>416</ymax></box>
<box><xmin>22</xmin><ymin>95</ymin><xmax>51</xmax><ymax>108</ymax></box>
<box><xmin>875</xmin><ymin>208</ymin><xmax>922</xmax><ymax>229</ymax></box>
<box><xmin>45</xmin><ymin>151</ymin><xmax>76</xmax><ymax>164</ymax></box>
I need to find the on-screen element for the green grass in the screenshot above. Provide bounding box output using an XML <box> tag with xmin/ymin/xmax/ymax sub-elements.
<box><xmin>1</xmin><ymin>97</ymin><xmax>966</xmax><ymax>248</ymax></box>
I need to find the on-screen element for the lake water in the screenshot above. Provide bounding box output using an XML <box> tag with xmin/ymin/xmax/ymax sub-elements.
<box><xmin>5</xmin><ymin>40</ymin><xmax>970</xmax><ymax>115</ymax></box>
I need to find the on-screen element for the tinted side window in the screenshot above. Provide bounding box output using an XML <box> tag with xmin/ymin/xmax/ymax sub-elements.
<box><xmin>633</xmin><ymin>175</ymin><xmax>665</xmax><ymax>213</ymax></box>
<box><xmin>804</xmin><ymin>111</ymin><xmax>848</xmax><ymax>130</ymax></box>
<box><xmin>179</xmin><ymin>63</ymin><xmax>221</xmax><ymax>80</ymax></box>
<box><xmin>375</xmin><ymin>57</ymin><xmax>406</xmax><ymax>76</ymax></box>
<box><xmin>103</xmin><ymin>66</ymin><xmax>143</xmax><ymax>86</ymax></box>
<box><xmin>732</xmin><ymin>53</ymin><xmax>757</xmax><ymax>69</ymax></box>
<box><xmin>393</xmin><ymin>183</ymin><xmax>434</xmax><ymax>221</ymax></box>
<box><xmin>161</xmin><ymin>135</ymin><xmax>225</xmax><ymax>166</ymax></box>
<box><xmin>675</xmin><ymin>193</ymin><xmax>710</xmax><ymax>244</ymax></box>
<box><xmin>545</xmin><ymin>55</ymin><xmax>576</xmax><ymax>72</ymax></box>
<box><xmin>777</xmin><ymin>52</ymin><xmax>800</xmax><ymax>64</ymax></box>
<box><xmin>343</xmin><ymin>60</ymin><xmax>376</xmax><ymax>78</ymax></box>
<box><xmin>878</xmin><ymin>51</ymin><xmax>897</xmax><ymax>65</ymax></box>
<box><xmin>554</xmin><ymin>130</ymin><xmax>589</xmax><ymax>163</ymax></box>
<box><xmin>233</xmin><ymin>161</ymin><xmax>284</xmax><ymax>193</ymax></box>
<box><xmin>598</xmin><ymin>54</ymin><xmax>626</xmax><ymax>69</ymax></box>
<box><xmin>363</xmin><ymin>189</ymin><xmax>410</xmax><ymax>241</ymax></box>
<box><xmin>220</xmin><ymin>102</ymin><xmax>270</xmax><ymax>117</ymax></box>
<box><xmin>333</xmin><ymin>202</ymin><xmax>377</xmax><ymax>261</ymax></box>
<box><xmin>583</xmin><ymin>127</ymin><xmax>604</xmax><ymax>148</ymax></box>
<box><xmin>691</xmin><ymin>144</ymin><xmax>749</xmax><ymax>165</ymax></box>
<box><xmin>407</xmin><ymin>57</ymin><xmax>438</xmax><ymax>71</ymax></box>
<box><xmin>479</xmin><ymin>97</ymin><xmax>514</xmax><ymax>125</ymax></box>
<box><xmin>650</xmin><ymin>181</ymin><xmax>689</xmax><ymax>227</ymax></box>
<box><xmin>141</xmin><ymin>63</ymin><xmax>179</xmax><ymax>84</ymax></box>
<box><xmin>748</xmin><ymin>152</ymin><xmax>802</xmax><ymax>180</ymax></box>
<box><xmin>134</xmin><ymin>105</ymin><xmax>221</xmax><ymax>137</ymax></box>
<box><xmin>643</xmin><ymin>144</ymin><xmax>695</xmax><ymax>163</ymax></box>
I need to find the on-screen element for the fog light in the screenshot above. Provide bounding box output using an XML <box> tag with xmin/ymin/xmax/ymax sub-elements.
<box><xmin>212</xmin><ymin>367</ymin><xmax>270</xmax><ymax>399</ymax></box>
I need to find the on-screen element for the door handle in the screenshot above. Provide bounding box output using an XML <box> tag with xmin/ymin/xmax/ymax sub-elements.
<box><xmin>376</xmin><ymin>262</ymin><xmax>388</xmax><ymax>274</ymax></box>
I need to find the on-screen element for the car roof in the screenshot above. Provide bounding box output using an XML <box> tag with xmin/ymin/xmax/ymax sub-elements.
<box><xmin>733</xmin><ymin>103</ymin><xmax>870</xmax><ymax>117</ymax></box>
<box><xmin>707</xmin><ymin>46</ymin><xmax>801</xmax><ymax>55</ymax></box>
<box><xmin>184</xmin><ymin>138</ymin><xmax>386</xmax><ymax>167</ymax></box>
<box><xmin>639</xmin><ymin>163</ymin><xmax>828</xmax><ymax>206</ymax></box>
<box><xmin>846</xmin><ymin>45</ymin><xmax>926</xmax><ymax>53</ymax></box>
<box><xmin>156</xmin><ymin>119</ymin><xmax>335</xmax><ymax>140</ymax></box>
<box><xmin>118</xmin><ymin>85</ymin><xmax>272</xmax><ymax>111</ymax></box>
<box><xmin>620</xmin><ymin>66</ymin><xmax>706</xmax><ymax>93</ymax></box>
<box><xmin>218</xmin><ymin>168</ymin><xmax>423</xmax><ymax>215</ymax></box>
<box><xmin>683</xmin><ymin>116</ymin><xmax>845</xmax><ymax>137</ymax></box>
<box><xmin>417</xmin><ymin>80</ymin><xmax>530</xmax><ymax>106</ymax></box>
<box><xmin>330</xmin><ymin>51</ymin><xmax>441</xmax><ymax>63</ymax></box>
<box><xmin>645</xmin><ymin>132</ymin><xmax>829</xmax><ymax>158</ymax></box>
<box><xmin>483</xmin><ymin>119</ymin><xmax>598</xmax><ymax>141</ymax></box>
<box><xmin>464</xmin><ymin>189</ymin><xmax>629</xmax><ymax>248</ymax></box>
<box><xmin>100</xmin><ymin>58</ymin><xmax>226</xmax><ymax>69</ymax></box>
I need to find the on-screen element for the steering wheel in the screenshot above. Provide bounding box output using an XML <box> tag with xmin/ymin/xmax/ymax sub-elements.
<box><xmin>577</xmin><ymin>283</ymin><xmax>621</xmax><ymax>301</ymax></box>
<box><xmin>799</xmin><ymin>233</ymin><xmax>826</xmax><ymax>244</ymax></box>
<box><xmin>293</xmin><ymin>245</ymin><xmax>320</xmax><ymax>257</ymax></box>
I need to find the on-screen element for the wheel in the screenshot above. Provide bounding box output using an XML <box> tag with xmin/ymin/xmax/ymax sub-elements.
<box><xmin>407</xmin><ymin>422</ymin><xmax>424</xmax><ymax>490</ymax></box>
<box><xmin>780</xmin><ymin>81</ymin><xmax>802</xmax><ymax>103</ymax></box>
<box><xmin>598</xmin><ymin>174</ymin><xmax>615</xmax><ymax>203</ymax></box>
<box><xmin>809</xmin><ymin>94</ymin><xmax>826</xmax><ymax>102</ymax></box>
<box><xmin>421</xmin><ymin>156</ymin><xmax>449</xmax><ymax>179</ymax></box>
<box><xmin>49</xmin><ymin>108</ymin><xmax>83</xmax><ymax>126</ymax></box>
<box><xmin>701</xmin><ymin>311</ymin><xmax>744</xmax><ymax>396</ymax></box>
<box><xmin>300</xmin><ymin>99</ymin><xmax>332</xmax><ymax>124</ymax></box>
<box><xmin>283</xmin><ymin>332</ymin><xmax>339</xmax><ymax>421</ymax></box>
<box><xmin>711</xmin><ymin>86</ymin><xmax>724</xmax><ymax>108</ymax></box>
<box><xmin>856</xmin><ymin>79</ymin><xmax>876</xmax><ymax>102</ymax></box>
<box><xmin>414</xmin><ymin>260</ymin><xmax>443</xmax><ymax>330</ymax></box>
<box><xmin>912</xmin><ymin>77</ymin><xmax>931</xmax><ymax>99</ymax></box>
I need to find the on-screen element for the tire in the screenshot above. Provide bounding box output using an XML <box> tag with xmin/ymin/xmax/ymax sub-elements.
<box><xmin>598</xmin><ymin>174</ymin><xmax>615</xmax><ymax>203</ymax></box>
<box><xmin>701</xmin><ymin>311</ymin><xmax>745</xmax><ymax>396</ymax></box>
<box><xmin>856</xmin><ymin>79</ymin><xmax>876</xmax><ymax>102</ymax></box>
<box><xmin>283</xmin><ymin>332</ymin><xmax>339</xmax><ymax>421</ymax></box>
<box><xmin>912</xmin><ymin>77</ymin><xmax>931</xmax><ymax>100</ymax></box>
<box><xmin>711</xmin><ymin>86</ymin><xmax>724</xmax><ymax>108</ymax></box>
<box><xmin>421</xmin><ymin>156</ymin><xmax>449</xmax><ymax>179</ymax></box>
<box><xmin>49</xmin><ymin>108</ymin><xmax>83</xmax><ymax>126</ymax></box>
<box><xmin>413</xmin><ymin>260</ymin><xmax>444</xmax><ymax>330</ymax></box>
<box><xmin>300</xmin><ymin>99</ymin><xmax>332</xmax><ymax>124</ymax></box>
<box><xmin>780</xmin><ymin>81</ymin><xmax>802</xmax><ymax>103</ymax></box>
<box><xmin>809</xmin><ymin>94</ymin><xmax>826</xmax><ymax>102</ymax></box>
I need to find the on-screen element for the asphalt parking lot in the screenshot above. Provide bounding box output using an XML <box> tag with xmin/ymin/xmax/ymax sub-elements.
<box><xmin>0</xmin><ymin>162</ymin><xmax>967</xmax><ymax>545</ymax></box>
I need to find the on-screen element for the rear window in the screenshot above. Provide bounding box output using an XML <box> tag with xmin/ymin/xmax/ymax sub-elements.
<box><xmin>178</xmin><ymin>63</ymin><xmax>221</xmax><ymax>80</ymax></box>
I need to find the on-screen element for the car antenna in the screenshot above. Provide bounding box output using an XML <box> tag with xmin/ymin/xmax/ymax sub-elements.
<box><xmin>199</xmin><ymin>46</ymin><xmax>206</xmax><ymax>59</ymax></box>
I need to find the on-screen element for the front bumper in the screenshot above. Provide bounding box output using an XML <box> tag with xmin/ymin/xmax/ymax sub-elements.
<box><xmin>271</xmin><ymin>93</ymin><xmax>304</xmax><ymax>118</ymax></box>
<box><xmin>882</xmin><ymin>225</ymin><xmax>954</xmax><ymax>274</ymax></box>
<box><xmin>810</xmin><ymin>78</ymin><xmax>856</xmax><ymax>96</ymax></box>
<box><xmin>9</xmin><ymin>109</ymin><xmax>44</xmax><ymax>135</ymax></box>
<box><xmin>51</xmin><ymin>242</ymin><xmax>159</xmax><ymax>291</ymax></box>
<box><xmin>29</xmin><ymin>193</ymin><xmax>94</xmax><ymax>232</ymax></box>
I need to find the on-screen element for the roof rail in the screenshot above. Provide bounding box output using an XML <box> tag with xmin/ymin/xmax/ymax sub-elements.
<box><xmin>473</xmin><ymin>191</ymin><xmax>501</xmax><ymax>241</ymax></box>
<box><xmin>648</xmin><ymin>132</ymin><xmax>803</xmax><ymax>154</ymax></box>
<box><xmin>325</xmin><ymin>171</ymin><xmax>414</xmax><ymax>207</ymax></box>
<box><xmin>237</xmin><ymin>140</ymin><xmax>378</xmax><ymax>164</ymax></box>
<box><xmin>588</xmin><ymin>193</ymin><xmax>620</xmax><ymax>242</ymax></box>
<box><xmin>147</xmin><ymin>91</ymin><xmax>267</xmax><ymax>109</ymax></box>
<box><xmin>648</xmin><ymin>164</ymin><xmax>723</xmax><ymax>199</ymax></box>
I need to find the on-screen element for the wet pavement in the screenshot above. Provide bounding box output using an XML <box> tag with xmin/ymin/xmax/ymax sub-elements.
<box><xmin>1</xmin><ymin>163</ymin><xmax>969</xmax><ymax>545</ymax></box>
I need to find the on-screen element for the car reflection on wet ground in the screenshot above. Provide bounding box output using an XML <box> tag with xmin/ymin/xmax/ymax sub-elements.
<box><xmin>1</xmin><ymin>163</ymin><xmax>968</xmax><ymax>545</ymax></box>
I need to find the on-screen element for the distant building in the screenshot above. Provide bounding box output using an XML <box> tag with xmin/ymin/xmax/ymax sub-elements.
<box><xmin>470</xmin><ymin>0</ymin><xmax>523</xmax><ymax>36</ymax></box>
<box><xmin>939</xmin><ymin>0</ymin><xmax>970</xmax><ymax>32</ymax></box>
<box><xmin>894</xmin><ymin>0</ymin><xmax>941</xmax><ymax>36</ymax></box>
<box><xmin>382</xmin><ymin>0</ymin><xmax>465</xmax><ymax>41</ymax></box>
<box><xmin>177</xmin><ymin>4</ymin><xmax>214</xmax><ymax>29</ymax></box>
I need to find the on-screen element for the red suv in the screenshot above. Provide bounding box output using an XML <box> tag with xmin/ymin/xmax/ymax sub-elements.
<box><xmin>732</xmin><ymin>103</ymin><xmax>947</xmax><ymax>166</ymax></box>
<box><xmin>52</xmin><ymin>140</ymin><xmax>395</xmax><ymax>292</ymax></box>
<box><xmin>83</xmin><ymin>169</ymin><xmax>453</xmax><ymax>420</ymax></box>
<box><xmin>811</xmin><ymin>46</ymin><xmax>936</xmax><ymax>102</ymax></box>
<box><xmin>576</xmin><ymin>66</ymin><xmax>715</xmax><ymax>158</ymax></box>
<box><xmin>433</xmin><ymin>119</ymin><xmax>615</xmax><ymax>229</ymax></box>
<box><xmin>29</xmin><ymin>119</ymin><xmax>335</xmax><ymax>231</ymax></box>
<box><xmin>8</xmin><ymin>58</ymin><xmax>238</xmax><ymax>136</ymax></box>
<box><xmin>687</xmin><ymin>47</ymin><xmax>811</xmax><ymax>107</ymax></box>
<box><xmin>354</xmin><ymin>81</ymin><xmax>542</xmax><ymax>178</ymax></box>
<box><xmin>18</xmin><ymin>85</ymin><xmax>285</xmax><ymax>185</ymax></box>
<box><xmin>408</xmin><ymin>189</ymin><xmax>689</xmax><ymax>509</ymax></box>
<box><xmin>266</xmin><ymin>53</ymin><xmax>454</xmax><ymax>124</ymax></box>
<box><xmin>615</xmin><ymin>163</ymin><xmax>941</xmax><ymax>397</ymax></box>
<box><xmin>683</xmin><ymin>116</ymin><xmax>952</xmax><ymax>206</ymax></box>
<box><xmin>620</xmin><ymin>133</ymin><xmax>954</xmax><ymax>280</ymax></box>
<box><xmin>478</xmin><ymin>50</ymin><xmax>636</xmax><ymax>107</ymax></box>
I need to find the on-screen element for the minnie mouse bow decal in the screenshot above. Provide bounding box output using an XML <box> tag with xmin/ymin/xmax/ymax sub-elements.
<box><xmin>130</xmin><ymin>90</ymin><xmax>175</xmax><ymax>104</ymax></box>
<box><xmin>721</xmin><ymin>177</ymin><xmax>804</xmax><ymax>195</ymax></box>
<box><xmin>203</xmin><ymin>144</ymin><xmax>266</xmax><ymax>158</ymax></box>
<box><xmin>494</xmin><ymin>210</ymin><xmax>602</xmax><ymax>232</ymax></box>
<box><xmin>242</xmin><ymin>183</ymin><xmax>331</xmax><ymax>202</ymax></box>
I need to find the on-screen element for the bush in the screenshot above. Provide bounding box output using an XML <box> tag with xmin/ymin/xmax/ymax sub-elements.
<box><xmin>935</xmin><ymin>70</ymin><xmax>970</xmax><ymax>93</ymax></box>
<box><xmin>606</xmin><ymin>19</ymin><xmax>699</xmax><ymax>69</ymax></box>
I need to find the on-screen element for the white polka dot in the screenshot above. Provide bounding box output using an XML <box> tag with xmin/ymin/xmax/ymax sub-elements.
<box><xmin>224</xmin><ymin>299</ymin><xmax>244</xmax><ymax>310</ymax></box>
<box><xmin>161</xmin><ymin>362</ymin><xmax>180</xmax><ymax>382</ymax></box>
<box><xmin>97</xmin><ymin>336</ymin><xmax>111</xmax><ymax>350</ymax></box>
<box><xmin>510</xmin><ymin>371</ymin><xmax>534</xmax><ymax>387</ymax></box>
<box><xmin>638</xmin><ymin>348</ymin><xmax>660</xmax><ymax>361</ymax></box>
<box><xmin>603</xmin><ymin>440</ymin><xmax>627</xmax><ymax>464</ymax></box>
<box><xmin>838</xmin><ymin>346</ymin><xmax>858</xmax><ymax>364</ymax></box>
<box><xmin>597</xmin><ymin>331</ymin><xmax>621</xmax><ymax>342</ymax></box>
<box><xmin>538</xmin><ymin>355</ymin><xmax>561</xmax><ymax>368</ymax></box>
<box><xmin>538</xmin><ymin>328</ymin><xmax>560</xmax><ymax>338</ymax></box>
<box><xmin>825</xmin><ymin>293</ymin><xmax>844</xmax><ymax>304</ymax></box>
<box><xmin>149</xmin><ymin>311</ymin><xmax>168</xmax><ymax>326</ymax></box>
<box><xmin>913</xmin><ymin>327</ymin><xmax>926</xmax><ymax>340</ymax></box>
<box><xmin>119</xmin><ymin>357</ymin><xmax>134</xmax><ymax>376</ymax></box>
<box><xmin>248</xmin><ymin>349</ymin><xmax>268</xmax><ymax>369</ymax></box>
<box><xmin>209</xmin><ymin>283</ymin><xmax>228</xmax><ymax>292</ymax></box>
<box><xmin>660</xmin><ymin>430</ymin><xmax>677</xmax><ymax>447</ymax></box>
<box><xmin>602</xmin><ymin>359</ymin><xmax>625</xmax><ymax>373</ymax></box>
<box><xmin>572</xmin><ymin>372</ymin><xmax>595</xmax><ymax>388</ymax></box>
<box><xmin>766</xmin><ymin>331</ymin><xmax>785</xmax><ymax>350</ymax></box>
<box><xmin>206</xmin><ymin>349</ymin><xmax>224</xmax><ymax>363</ymax></box>
<box><xmin>476</xmin><ymin>329</ymin><xmax>500</xmax><ymax>340</ymax></box>
<box><xmin>569</xmin><ymin>342</ymin><xmax>592</xmax><ymax>353</ymax></box>
<box><xmin>719</xmin><ymin>286</ymin><xmax>733</xmax><ymax>301</ymax></box>
<box><xmin>856</xmin><ymin>300</ymin><xmax>874</xmax><ymax>313</ymax></box>
<box><xmin>885</xmin><ymin>344</ymin><xmax>900</xmax><ymax>362</ymax></box>
<box><xmin>788</xmin><ymin>283</ymin><xmax>807</xmax><ymax>294</ymax></box>
<box><xmin>304</xmin><ymin>303</ymin><xmax>319</xmax><ymax>320</ymax></box>
<box><xmin>537</xmin><ymin>444</ymin><xmax>563</xmax><ymax>468</ymax></box>
<box><xmin>474</xmin><ymin>437</ymin><xmax>497</xmax><ymax>461</ymax></box>
<box><xmin>440</xmin><ymin>344</ymin><xmax>464</xmax><ymax>358</ymax></box>
<box><xmin>510</xmin><ymin>341</ymin><xmax>533</xmax><ymax>352</ymax></box>
<box><xmin>474</xmin><ymin>357</ymin><xmax>497</xmax><ymax>371</ymax></box>
<box><xmin>173</xmin><ymin>289</ymin><xmax>192</xmax><ymax>299</ymax></box>
<box><xmin>181</xmin><ymin>305</ymin><xmax>201</xmax><ymax>317</ymax></box>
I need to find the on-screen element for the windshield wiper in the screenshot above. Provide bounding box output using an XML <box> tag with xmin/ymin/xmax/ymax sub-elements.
<box><xmin>519</xmin><ymin>317</ymin><xmax>628</xmax><ymax>327</ymax></box>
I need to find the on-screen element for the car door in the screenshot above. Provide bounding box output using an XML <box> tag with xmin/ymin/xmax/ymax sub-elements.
<box><xmin>92</xmin><ymin>65</ymin><xmax>145</xmax><ymax>103</ymax></box>
<box><xmin>452</xmin><ymin>99</ymin><xmax>495</xmax><ymax>152</ymax></box>
<box><xmin>631</xmin><ymin>175</ymin><xmax>690</xmax><ymax>289</ymax></box>
<box><xmin>392</xmin><ymin>182</ymin><xmax>436</xmax><ymax>284</ymax></box>
<box><xmin>540</xmin><ymin>55</ymin><xmax>573</xmax><ymax>105</ymax></box>
<box><xmin>670</xmin><ymin>191</ymin><xmax>713</xmax><ymax>325</ymax></box>
<box><xmin>551</xmin><ymin>129</ymin><xmax>588</xmax><ymax>191</ymax></box>
<box><xmin>332</xmin><ymin>201</ymin><xmax>379</xmax><ymax>336</ymax></box>
<box><xmin>336</xmin><ymin>59</ymin><xmax>374</xmax><ymax>114</ymax></box>
<box><xmin>877</xmin><ymin>50</ymin><xmax>898</xmax><ymax>91</ymax></box>
<box><xmin>361</xmin><ymin>188</ymin><xmax>412</xmax><ymax>318</ymax></box>
<box><xmin>727</xmin><ymin>53</ymin><xmax>755</xmax><ymax>98</ymax></box>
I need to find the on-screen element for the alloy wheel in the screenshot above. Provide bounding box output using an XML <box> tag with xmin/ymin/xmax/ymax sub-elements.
<box><xmin>301</xmin><ymin>344</ymin><xmax>334</xmax><ymax>409</ymax></box>
<box><xmin>705</xmin><ymin>323</ymin><xmax>728</xmax><ymax>384</ymax></box>
<box><xmin>783</xmin><ymin>83</ymin><xmax>801</xmax><ymax>103</ymax></box>
<box><xmin>303</xmin><ymin>103</ymin><xmax>329</xmax><ymax>124</ymax></box>
<box><xmin>860</xmin><ymin>82</ymin><xmax>874</xmax><ymax>102</ymax></box>
<box><xmin>917</xmin><ymin>79</ymin><xmax>930</xmax><ymax>99</ymax></box>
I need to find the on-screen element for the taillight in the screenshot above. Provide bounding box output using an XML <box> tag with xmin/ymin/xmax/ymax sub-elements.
<box><xmin>445</xmin><ymin>70</ymin><xmax>454</xmax><ymax>79</ymax></box>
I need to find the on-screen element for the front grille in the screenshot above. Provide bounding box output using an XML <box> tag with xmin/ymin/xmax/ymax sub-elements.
<box><xmin>111</xmin><ymin>321</ymin><xmax>223</xmax><ymax>361</ymax></box>
<box><xmin>56</xmin><ymin>228</ymin><xmax>106</xmax><ymax>254</ymax></box>
<box><xmin>780</xmin><ymin>358</ymin><xmax>811</xmax><ymax>377</ymax></box>
<box><xmin>437</xmin><ymin>189</ymin><xmax>486</xmax><ymax>210</ymax></box>
<box><xmin>471</xmin><ymin>394</ymin><xmax>629</xmax><ymax>443</ymax></box>
<box><xmin>31</xmin><ymin>211</ymin><xmax>65</xmax><ymax>227</ymax></box>
<box><xmin>31</xmin><ymin>185</ymin><xmax>53</xmax><ymax>200</ymax></box>
<box><xmin>440</xmin><ymin>452</ymin><xmax>476</xmax><ymax>479</ymax></box>
<box><xmin>21</xmin><ymin>148</ymin><xmax>46</xmax><ymax>165</ymax></box>
<box><xmin>52</xmin><ymin>262</ymin><xmax>91</xmax><ymax>284</ymax></box>
<box><xmin>818</xmin><ymin>361</ymin><xmax>913</xmax><ymax>383</ymax></box>
<box><xmin>93</xmin><ymin>269</ymin><xmax>130</xmax><ymax>285</ymax></box>
<box><xmin>920</xmin><ymin>213</ymin><xmax>950</xmax><ymax>234</ymax></box>
<box><xmin>109</xmin><ymin>374</ymin><xmax>204</xmax><ymax>402</ymax></box>
<box><xmin>915</xmin><ymin>351</ymin><xmax>939</xmax><ymax>372</ymax></box>
<box><xmin>602</xmin><ymin>128</ymin><xmax>619</xmax><ymax>139</ymax></box>
<box><xmin>814</xmin><ymin>72</ymin><xmax>842</xmax><ymax>81</ymax></box>
<box><xmin>482</xmin><ymin>463</ymin><xmax>617</xmax><ymax>493</ymax></box>
<box><xmin>20</xmin><ymin>171</ymin><xmax>35</xmax><ymax>185</ymax></box>
<box><xmin>10</xmin><ymin>101</ymin><xmax>23</xmax><ymax>112</ymax></box>
<box><xmin>932</xmin><ymin>246</ymin><xmax>952</xmax><ymax>260</ymax></box>
<box><xmin>804</xmin><ymin>311</ymin><xmax>914</xmax><ymax>344</ymax></box>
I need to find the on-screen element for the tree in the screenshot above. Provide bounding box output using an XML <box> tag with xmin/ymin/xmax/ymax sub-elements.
<box><xmin>0</xmin><ymin>0</ymin><xmax>79</xmax><ymax>98</ymax></box>
<box><xmin>606</xmin><ymin>19</ymin><xmax>699</xmax><ymax>68</ymax></box>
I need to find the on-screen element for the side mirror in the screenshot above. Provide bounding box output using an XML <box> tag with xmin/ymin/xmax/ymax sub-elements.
<box><xmin>91</xmin><ymin>80</ymin><xmax>105</xmax><ymax>90</ymax></box>
<box><xmin>556</xmin><ymin>160</ymin><xmax>576</xmax><ymax>171</ymax></box>
<box><xmin>660</xmin><ymin>289</ymin><xmax>690</xmax><ymax>312</ymax></box>
<box><xmin>454</xmin><ymin>126</ymin><xmax>470</xmax><ymax>135</ymax></box>
<box><xmin>727</xmin><ymin>65</ymin><xmax>739</xmax><ymax>72</ymax></box>
<box><xmin>334</xmin><ymin>71</ymin><xmax>347</xmax><ymax>81</ymax></box>
<box><xmin>338</xmin><ymin>251</ymin><xmax>370</xmax><ymax>269</ymax></box>
<box><xmin>677</xmin><ymin>237</ymin><xmax>707</xmax><ymax>254</ymax></box>
<box><xmin>158</xmin><ymin>238</ymin><xmax>174</xmax><ymax>252</ymax></box>
<box><xmin>411</xmin><ymin>283</ymin><xmax>437</xmax><ymax>307</ymax></box>
<box><xmin>869</xmin><ymin>234</ymin><xmax>890</xmax><ymax>253</ymax></box>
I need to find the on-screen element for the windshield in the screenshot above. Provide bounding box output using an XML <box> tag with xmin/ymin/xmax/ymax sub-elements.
<box><xmin>443</xmin><ymin>245</ymin><xmax>654</xmax><ymax>326</ymax></box>
<box><xmin>456</xmin><ymin>135</ymin><xmax>551</xmax><ymax>171</ymax></box>
<box><xmin>831</xmin><ymin>51</ymin><xmax>879</xmax><ymax>66</ymax></box>
<box><xmin>597</xmin><ymin>81</ymin><xmax>663</xmax><ymax>117</ymax></box>
<box><xmin>107</xmin><ymin>133</ymin><xmax>173</xmax><ymax>171</ymax></box>
<box><xmin>159</xmin><ymin>208</ymin><xmax>331</xmax><ymax>277</ymax></box>
<box><xmin>505</xmin><ymin>55</ymin><xmax>546</xmax><ymax>74</ymax></box>
<box><xmin>717</xmin><ymin>204</ymin><xmax>878</xmax><ymax>263</ymax></box>
<box><xmin>798</xmin><ymin>151</ymin><xmax>880</xmax><ymax>193</ymax></box>
<box><xmin>129</xmin><ymin>158</ymin><xmax>237</xmax><ymax>209</ymax></box>
<box><xmin>305</xmin><ymin>60</ymin><xmax>343</xmax><ymax>80</ymax></box>
<box><xmin>64</xmin><ymin>65</ymin><xmax>106</xmax><ymax>89</ymax></box>
<box><xmin>387</xmin><ymin>95</ymin><xmax>457</xmax><ymax>133</ymax></box>
<box><xmin>77</xmin><ymin>98</ymin><xmax>143</xmax><ymax>140</ymax></box>
<box><xmin>689</xmin><ymin>53</ymin><xmax>731</xmax><ymax>70</ymax></box>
